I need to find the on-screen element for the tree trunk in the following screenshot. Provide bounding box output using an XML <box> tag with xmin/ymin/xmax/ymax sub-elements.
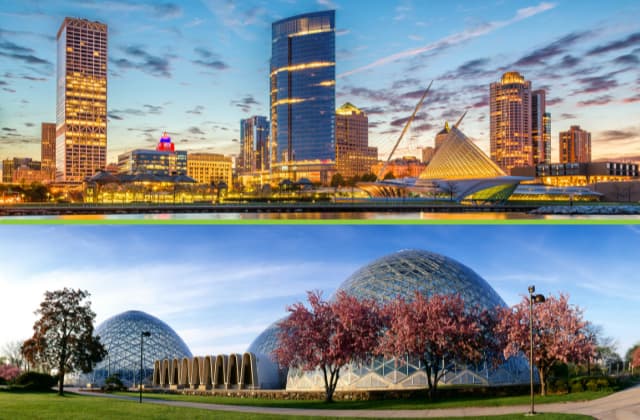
<box><xmin>539</xmin><ymin>367</ymin><xmax>546</xmax><ymax>397</ymax></box>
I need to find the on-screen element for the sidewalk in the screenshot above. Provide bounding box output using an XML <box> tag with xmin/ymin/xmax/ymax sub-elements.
<box><xmin>73</xmin><ymin>385</ymin><xmax>640</xmax><ymax>419</ymax></box>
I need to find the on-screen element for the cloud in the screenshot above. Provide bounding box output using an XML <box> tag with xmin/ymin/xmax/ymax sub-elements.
<box><xmin>188</xmin><ymin>127</ymin><xmax>205</xmax><ymax>135</ymax></box>
<box><xmin>577</xmin><ymin>95</ymin><xmax>613</xmax><ymax>107</ymax></box>
<box><xmin>573</xmin><ymin>74</ymin><xmax>618</xmax><ymax>95</ymax></box>
<box><xmin>24</xmin><ymin>122</ymin><xmax>34</xmax><ymax>127</ymax></box>
<box><xmin>75</xmin><ymin>1</ymin><xmax>182</xmax><ymax>20</ymax></box>
<box><xmin>339</xmin><ymin>2</ymin><xmax>556</xmax><ymax>78</ymax></box>
<box><xmin>111</xmin><ymin>45</ymin><xmax>172</xmax><ymax>78</ymax></box>
<box><xmin>587</xmin><ymin>32</ymin><xmax>640</xmax><ymax>56</ymax></box>
<box><xmin>201</xmin><ymin>1</ymin><xmax>268</xmax><ymax>41</ymax></box>
<box><xmin>440</xmin><ymin>58</ymin><xmax>494</xmax><ymax>81</ymax></box>
<box><xmin>513</xmin><ymin>31</ymin><xmax>590</xmax><ymax>67</ymax></box>
<box><xmin>192</xmin><ymin>47</ymin><xmax>229</xmax><ymax>71</ymax></box>
<box><xmin>187</xmin><ymin>105</ymin><xmax>205</xmax><ymax>115</ymax></box>
<box><xmin>547</xmin><ymin>97</ymin><xmax>564</xmax><ymax>106</ymax></box>
<box><xmin>2</xmin><ymin>127</ymin><xmax>17</xmax><ymax>132</ymax></box>
<box><xmin>231</xmin><ymin>95</ymin><xmax>260</xmax><ymax>113</ymax></box>
<box><xmin>0</xmin><ymin>39</ymin><xmax>53</xmax><ymax>72</ymax></box>
<box><xmin>613</xmin><ymin>54</ymin><xmax>639</xmax><ymax>66</ymax></box>
<box><xmin>317</xmin><ymin>0</ymin><xmax>339</xmax><ymax>9</ymax></box>
<box><xmin>598</xmin><ymin>130</ymin><xmax>636</xmax><ymax>142</ymax></box>
<box><xmin>108</xmin><ymin>104</ymin><xmax>164</xmax><ymax>121</ymax></box>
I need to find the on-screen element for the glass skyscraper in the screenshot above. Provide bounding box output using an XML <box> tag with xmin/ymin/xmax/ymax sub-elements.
<box><xmin>239</xmin><ymin>116</ymin><xmax>270</xmax><ymax>174</ymax></box>
<box><xmin>270</xmin><ymin>11</ymin><xmax>336</xmax><ymax>183</ymax></box>
<box><xmin>56</xmin><ymin>18</ymin><xmax>108</xmax><ymax>182</ymax></box>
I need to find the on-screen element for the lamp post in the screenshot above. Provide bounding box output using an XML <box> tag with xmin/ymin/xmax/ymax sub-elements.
<box><xmin>528</xmin><ymin>285</ymin><xmax>546</xmax><ymax>415</ymax></box>
<box><xmin>139</xmin><ymin>331</ymin><xmax>151</xmax><ymax>404</ymax></box>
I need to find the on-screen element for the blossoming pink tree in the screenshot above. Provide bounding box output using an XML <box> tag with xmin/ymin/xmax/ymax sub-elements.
<box><xmin>273</xmin><ymin>290</ymin><xmax>383</xmax><ymax>402</ymax></box>
<box><xmin>0</xmin><ymin>364</ymin><xmax>21</xmax><ymax>382</ymax></box>
<box><xmin>496</xmin><ymin>293</ymin><xmax>595</xmax><ymax>396</ymax></box>
<box><xmin>377</xmin><ymin>292</ymin><xmax>493</xmax><ymax>400</ymax></box>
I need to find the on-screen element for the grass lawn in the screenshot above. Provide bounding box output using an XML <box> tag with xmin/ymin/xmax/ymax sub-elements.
<box><xmin>0</xmin><ymin>391</ymin><xmax>594</xmax><ymax>419</ymax></box>
<box><xmin>111</xmin><ymin>389</ymin><xmax>612</xmax><ymax>410</ymax></box>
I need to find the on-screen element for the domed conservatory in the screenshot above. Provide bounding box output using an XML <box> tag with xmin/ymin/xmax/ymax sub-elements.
<box><xmin>247</xmin><ymin>249</ymin><xmax>530</xmax><ymax>390</ymax></box>
<box><xmin>150</xmin><ymin>249</ymin><xmax>530</xmax><ymax>391</ymax></box>
<box><xmin>86</xmin><ymin>310</ymin><xmax>192</xmax><ymax>386</ymax></box>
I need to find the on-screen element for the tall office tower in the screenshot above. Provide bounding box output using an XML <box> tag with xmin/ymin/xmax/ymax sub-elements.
<box><xmin>56</xmin><ymin>17</ymin><xmax>107</xmax><ymax>182</ymax></box>
<box><xmin>239</xmin><ymin>116</ymin><xmax>270</xmax><ymax>174</ymax></box>
<box><xmin>490</xmin><ymin>71</ymin><xmax>532</xmax><ymax>174</ymax></box>
<box><xmin>531</xmin><ymin>90</ymin><xmax>550</xmax><ymax>165</ymax></box>
<box><xmin>543</xmin><ymin>112</ymin><xmax>551</xmax><ymax>164</ymax></box>
<box><xmin>270</xmin><ymin>10</ymin><xmax>336</xmax><ymax>183</ymax></box>
<box><xmin>559</xmin><ymin>125</ymin><xmax>591</xmax><ymax>163</ymax></box>
<box><xmin>41</xmin><ymin>122</ymin><xmax>56</xmax><ymax>182</ymax></box>
<box><xmin>335</xmin><ymin>103</ymin><xmax>377</xmax><ymax>178</ymax></box>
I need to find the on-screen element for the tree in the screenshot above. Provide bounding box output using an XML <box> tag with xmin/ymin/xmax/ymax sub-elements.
<box><xmin>330</xmin><ymin>173</ymin><xmax>345</xmax><ymax>188</ymax></box>
<box><xmin>360</xmin><ymin>173</ymin><xmax>378</xmax><ymax>182</ymax></box>
<box><xmin>496</xmin><ymin>293</ymin><xmax>595</xmax><ymax>396</ymax></box>
<box><xmin>632</xmin><ymin>346</ymin><xmax>640</xmax><ymax>372</ymax></box>
<box><xmin>2</xmin><ymin>340</ymin><xmax>27</xmax><ymax>370</ymax></box>
<box><xmin>0</xmin><ymin>364</ymin><xmax>21</xmax><ymax>382</ymax></box>
<box><xmin>22</xmin><ymin>288</ymin><xmax>106</xmax><ymax>396</ymax></box>
<box><xmin>377</xmin><ymin>293</ymin><xmax>492</xmax><ymax>400</ymax></box>
<box><xmin>274</xmin><ymin>290</ymin><xmax>382</xmax><ymax>402</ymax></box>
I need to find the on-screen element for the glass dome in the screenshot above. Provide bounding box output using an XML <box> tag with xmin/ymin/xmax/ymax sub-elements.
<box><xmin>86</xmin><ymin>310</ymin><xmax>192</xmax><ymax>386</ymax></box>
<box><xmin>337</xmin><ymin>249</ymin><xmax>506</xmax><ymax>310</ymax></box>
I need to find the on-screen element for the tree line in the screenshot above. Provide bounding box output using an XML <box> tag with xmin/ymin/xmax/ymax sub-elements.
<box><xmin>274</xmin><ymin>290</ymin><xmax>597</xmax><ymax>402</ymax></box>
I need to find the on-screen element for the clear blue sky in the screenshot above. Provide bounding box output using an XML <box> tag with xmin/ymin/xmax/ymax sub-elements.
<box><xmin>0</xmin><ymin>225</ymin><xmax>638</xmax><ymax>358</ymax></box>
<box><xmin>0</xmin><ymin>0</ymin><xmax>638</xmax><ymax>163</ymax></box>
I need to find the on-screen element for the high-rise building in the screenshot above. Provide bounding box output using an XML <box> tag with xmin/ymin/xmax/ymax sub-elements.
<box><xmin>531</xmin><ymin>90</ymin><xmax>550</xmax><ymax>165</ymax></box>
<box><xmin>2</xmin><ymin>158</ymin><xmax>42</xmax><ymax>183</ymax></box>
<box><xmin>270</xmin><ymin>10</ymin><xmax>336</xmax><ymax>184</ymax></box>
<box><xmin>490</xmin><ymin>71</ymin><xmax>532</xmax><ymax>174</ymax></box>
<box><xmin>239</xmin><ymin>116</ymin><xmax>270</xmax><ymax>174</ymax></box>
<box><xmin>559</xmin><ymin>125</ymin><xmax>591</xmax><ymax>163</ymax></box>
<box><xmin>56</xmin><ymin>17</ymin><xmax>108</xmax><ymax>182</ymax></box>
<box><xmin>335</xmin><ymin>103</ymin><xmax>377</xmax><ymax>178</ymax></box>
<box><xmin>187</xmin><ymin>153</ymin><xmax>233</xmax><ymax>188</ymax></box>
<box><xmin>41</xmin><ymin>122</ymin><xmax>56</xmax><ymax>182</ymax></box>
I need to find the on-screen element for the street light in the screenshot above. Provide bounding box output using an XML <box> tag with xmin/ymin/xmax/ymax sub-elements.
<box><xmin>139</xmin><ymin>331</ymin><xmax>151</xmax><ymax>404</ymax></box>
<box><xmin>528</xmin><ymin>285</ymin><xmax>546</xmax><ymax>415</ymax></box>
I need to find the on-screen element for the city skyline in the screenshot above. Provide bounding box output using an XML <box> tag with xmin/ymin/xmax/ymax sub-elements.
<box><xmin>1</xmin><ymin>0</ymin><xmax>639</xmax><ymax>165</ymax></box>
<box><xmin>0</xmin><ymin>225</ymin><xmax>638</xmax><ymax>359</ymax></box>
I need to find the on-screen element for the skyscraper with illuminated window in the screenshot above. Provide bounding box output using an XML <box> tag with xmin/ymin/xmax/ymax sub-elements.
<box><xmin>490</xmin><ymin>72</ymin><xmax>532</xmax><ymax>174</ymax></box>
<box><xmin>531</xmin><ymin>90</ymin><xmax>550</xmax><ymax>165</ymax></box>
<box><xmin>270</xmin><ymin>10</ymin><xmax>335</xmax><ymax>184</ymax></box>
<box><xmin>560</xmin><ymin>125</ymin><xmax>591</xmax><ymax>163</ymax></box>
<box><xmin>56</xmin><ymin>17</ymin><xmax>107</xmax><ymax>182</ymax></box>
<box><xmin>239</xmin><ymin>116</ymin><xmax>270</xmax><ymax>174</ymax></box>
<box><xmin>41</xmin><ymin>122</ymin><xmax>56</xmax><ymax>182</ymax></box>
<box><xmin>335</xmin><ymin>103</ymin><xmax>377</xmax><ymax>178</ymax></box>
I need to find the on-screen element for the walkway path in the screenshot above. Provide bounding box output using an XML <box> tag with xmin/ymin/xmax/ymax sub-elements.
<box><xmin>73</xmin><ymin>385</ymin><xmax>640</xmax><ymax>419</ymax></box>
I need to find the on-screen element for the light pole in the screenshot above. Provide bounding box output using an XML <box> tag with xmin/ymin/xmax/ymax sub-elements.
<box><xmin>139</xmin><ymin>331</ymin><xmax>151</xmax><ymax>403</ymax></box>
<box><xmin>528</xmin><ymin>285</ymin><xmax>546</xmax><ymax>415</ymax></box>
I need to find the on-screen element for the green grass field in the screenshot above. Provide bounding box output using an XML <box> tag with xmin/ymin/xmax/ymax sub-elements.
<box><xmin>112</xmin><ymin>389</ymin><xmax>612</xmax><ymax>410</ymax></box>
<box><xmin>0</xmin><ymin>391</ymin><xmax>594</xmax><ymax>420</ymax></box>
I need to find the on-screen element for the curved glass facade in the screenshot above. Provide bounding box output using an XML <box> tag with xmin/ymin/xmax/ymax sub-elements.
<box><xmin>250</xmin><ymin>249</ymin><xmax>530</xmax><ymax>390</ymax></box>
<box><xmin>270</xmin><ymin>11</ymin><xmax>335</xmax><ymax>164</ymax></box>
<box><xmin>339</xmin><ymin>249</ymin><xmax>506</xmax><ymax>310</ymax></box>
<box><xmin>85</xmin><ymin>310</ymin><xmax>192</xmax><ymax>386</ymax></box>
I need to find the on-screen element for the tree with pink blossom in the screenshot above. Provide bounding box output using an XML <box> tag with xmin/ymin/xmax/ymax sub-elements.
<box><xmin>0</xmin><ymin>364</ymin><xmax>21</xmax><ymax>382</ymax></box>
<box><xmin>273</xmin><ymin>290</ymin><xmax>383</xmax><ymax>402</ymax></box>
<box><xmin>377</xmin><ymin>292</ymin><xmax>493</xmax><ymax>400</ymax></box>
<box><xmin>496</xmin><ymin>293</ymin><xmax>595</xmax><ymax>396</ymax></box>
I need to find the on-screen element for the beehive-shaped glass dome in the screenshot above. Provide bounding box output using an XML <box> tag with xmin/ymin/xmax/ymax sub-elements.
<box><xmin>86</xmin><ymin>310</ymin><xmax>192</xmax><ymax>386</ymax></box>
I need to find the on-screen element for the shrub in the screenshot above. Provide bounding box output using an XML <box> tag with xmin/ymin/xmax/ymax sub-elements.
<box><xmin>10</xmin><ymin>371</ymin><xmax>57</xmax><ymax>392</ymax></box>
<box><xmin>569</xmin><ymin>380</ymin><xmax>584</xmax><ymax>393</ymax></box>
<box><xmin>102</xmin><ymin>374</ymin><xmax>126</xmax><ymax>392</ymax></box>
<box><xmin>585</xmin><ymin>379</ymin><xmax>598</xmax><ymax>391</ymax></box>
<box><xmin>550</xmin><ymin>379</ymin><xmax>568</xmax><ymax>394</ymax></box>
<box><xmin>0</xmin><ymin>364</ymin><xmax>21</xmax><ymax>382</ymax></box>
